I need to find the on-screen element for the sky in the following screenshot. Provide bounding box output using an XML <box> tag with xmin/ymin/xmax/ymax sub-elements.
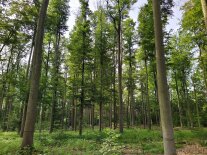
<box><xmin>67</xmin><ymin>0</ymin><xmax>188</xmax><ymax>35</ymax></box>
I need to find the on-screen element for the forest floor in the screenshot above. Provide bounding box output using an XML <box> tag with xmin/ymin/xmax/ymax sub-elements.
<box><xmin>0</xmin><ymin>127</ymin><xmax>207</xmax><ymax>155</ymax></box>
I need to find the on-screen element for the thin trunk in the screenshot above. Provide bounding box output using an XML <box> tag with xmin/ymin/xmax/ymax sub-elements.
<box><xmin>39</xmin><ymin>40</ymin><xmax>51</xmax><ymax>133</ymax></box>
<box><xmin>71</xmin><ymin>87</ymin><xmax>75</xmax><ymax>130</ymax></box>
<box><xmin>79</xmin><ymin>57</ymin><xmax>84</xmax><ymax>136</ymax></box>
<box><xmin>74</xmin><ymin>96</ymin><xmax>77</xmax><ymax>131</ymax></box>
<box><xmin>144</xmin><ymin>51</ymin><xmax>151</xmax><ymax>130</ymax></box>
<box><xmin>91</xmin><ymin>104</ymin><xmax>94</xmax><ymax>130</ymax></box>
<box><xmin>184</xmin><ymin>79</ymin><xmax>193</xmax><ymax>127</ymax></box>
<box><xmin>20</xmin><ymin>28</ymin><xmax>35</xmax><ymax>137</ymax></box>
<box><xmin>113</xmin><ymin>45</ymin><xmax>117</xmax><ymax>130</ymax></box>
<box><xmin>201</xmin><ymin>0</ymin><xmax>207</xmax><ymax>29</ymax></box>
<box><xmin>118</xmin><ymin>10</ymin><xmax>123</xmax><ymax>133</ymax></box>
<box><xmin>21</xmin><ymin>0</ymin><xmax>49</xmax><ymax>147</ymax></box>
<box><xmin>152</xmin><ymin>0</ymin><xmax>176</xmax><ymax>154</ymax></box>
<box><xmin>174</xmin><ymin>71</ymin><xmax>183</xmax><ymax>128</ymax></box>
<box><xmin>129</xmin><ymin>45</ymin><xmax>134</xmax><ymax>126</ymax></box>
<box><xmin>198</xmin><ymin>45</ymin><xmax>207</xmax><ymax>96</ymax></box>
<box><xmin>141</xmin><ymin>82</ymin><xmax>146</xmax><ymax>128</ymax></box>
<box><xmin>192</xmin><ymin>79</ymin><xmax>201</xmax><ymax>127</ymax></box>
<box><xmin>127</xmin><ymin>91</ymin><xmax>130</xmax><ymax>128</ymax></box>
<box><xmin>50</xmin><ymin>29</ymin><xmax>61</xmax><ymax>133</ymax></box>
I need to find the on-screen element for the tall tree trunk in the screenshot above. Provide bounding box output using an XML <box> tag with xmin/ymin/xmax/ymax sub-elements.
<box><xmin>118</xmin><ymin>9</ymin><xmax>123</xmax><ymax>133</ymax></box>
<box><xmin>127</xmin><ymin>91</ymin><xmax>130</xmax><ymax>128</ymax></box>
<box><xmin>201</xmin><ymin>0</ymin><xmax>207</xmax><ymax>29</ymax></box>
<box><xmin>182</xmin><ymin>74</ymin><xmax>193</xmax><ymax>127</ymax></box>
<box><xmin>50</xmin><ymin>31</ymin><xmax>61</xmax><ymax>133</ymax></box>
<box><xmin>144</xmin><ymin>51</ymin><xmax>151</xmax><ymax>130</ymax></box>
<box><xmin>129</xmin><ymin>46</ymin><xmax>134</xmax><ymax>126</ymax></box>
<box><xmin>198</xmin><ymin>45</ymin><xmax>207</xmax><ymax>96</ymax></box>
<box><xmin>20</xmin><ymin>28</ymin><xmax>36</xmax><ymax>137</ymax></box>
<box><xmin>21</xmin><ymin>0</ymin><xmax>49</xmax><ymax>148</ymax></box>
<box><xmin>39</xmin><ymin>39</ymin><xmax>51</xmax><ymax>134</ymax></box>
<box><xmin>192</xmin><ymin>79</ymin><xmax>201</xmax><ymax>127</ymax></box>
<box><xmin>113</xmin><ymin>46</ymin><xmax>117</xmax><ymax>130</ymax></box>
<box><xmin>141</xmin><ymin>82</ymin><xmax>146</xmax><ymax>128</ymax></box>
<box><xmin>152</xmin><ymin>0</ymin><xmax>176</xmax><ymax>154</ymax></box>
<box><xmin>174</xmin><ymin>71</ymin><xmax>183</xmax><ymax>128</ymax></box>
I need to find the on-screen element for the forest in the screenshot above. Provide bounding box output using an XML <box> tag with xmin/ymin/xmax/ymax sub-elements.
<box><xmin>0</xmin><ymin>0</ymin><xmax>207</xmax><ymax>154</ymax></box>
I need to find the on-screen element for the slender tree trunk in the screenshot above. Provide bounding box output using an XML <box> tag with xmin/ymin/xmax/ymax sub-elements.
<box><xmin>39</xmin><ymin>40</ymin><xmax>51</xmax><ymax>133</ymax></box>
<box><xmin>182</xmin><ymin>74</ymin><xmax>193</xmax><ymax>128</ymax></box>
<box><xmin>74</xmin><ymin>96</ymin><xmax>77</xmax><ymax>131</ymax></box>
<box><xmin>109</xmin><ymin>98</ymin><xmax>112</xmax><ymax>129</ymax></box>
<box><xmin>184</xmin><ymin>79</ymin><xmax>193</xmax><ymax>127</ymax></box>
<box><xmin>99</xmin><ymin>59</ymin><xmax>103</xmax><ymax>132</ymax></box>
<box><xmin>141</xmin><ymin>82</ymin><xmax>146</xmax><ymax>128</ymax></box>
<box><xmin>20</xmin><ymin>28</ymin><xmax>35</xmax><ymax>137</ymax></box>
<box><xmin>71</xmin><ymin>87</ymin><xmax>75</xmax><ymax>130</ymax></box>
<box><xmin>113</xmin><ymin>46</ymin><xmax>117</xmax><ymax>130</ymax></box>
<box><xmin>91</xmin><ymin>104</ymin><xmax>94</xmax><ymax>130</ymax></box>
<box><xmin>129</xmin><ymin>46</ymin><xmax>134</xmax><ymax>126</ymax></box>
<box><xmin>198</xmin><ymin>45</ymin><xmax>207</xmax><ymax>96</ymax></box>
<box><xmin>118</xmin><ymin>10</ymin><xmax>123</xmax><ymax>133</ymax></box>
<box><xmin>174</xmin><ymin>71</ymin><xmax>183</xmax><ymax>128</ymax></box>
<box><xmin>144</xmin><ymin>51</ymin><xmax>151</xmax><ymax>130</ymax></box>
<box><xmin>192</xmin><ymin>79</ymin><xmax>200</xmax><ymax>127</ymax></box>
<box><xmin>1</xmin><ymin>45</ymin><xmax>15</xmax><ymax>130</ymax></box>
<box><xmin>50</xmin><ymin>30</ymin><xmax>61</xmax><ymax>133</ymax></box>
<box><xmin>152</xmin><ymin>0</ymin><xmax>176</xmax><ymax>154</ymax></box>
<box><xmin>21</xmin><ymin>0</ymin><xmax>49</xmax><ymax>147</ymax></box>
<box><xmin>201</xmin><ymin>0</ymin><xmax>207</xmax><ymax>29</ymax></box>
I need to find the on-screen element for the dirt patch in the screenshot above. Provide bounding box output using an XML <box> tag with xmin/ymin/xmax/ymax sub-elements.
<box><xmin>177</xmin><ymin>144</ymin><xmax>207</xmax><ymax>155</ymax></box>
<box><xmin>122</xmin><ymin>146</ymin><xmax>142</xmax><ymax>154</ymax></box>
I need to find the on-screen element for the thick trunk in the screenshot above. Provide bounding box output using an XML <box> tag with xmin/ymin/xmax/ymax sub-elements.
<box><xmin>152</xmin><ymin>0</ymin><xmax>176</xmax><ymax>154</ymax></box>
<box><xmin>21</xmin><ymin>0</ymin><xmax>49</xmax><ymax>147</ymax></box>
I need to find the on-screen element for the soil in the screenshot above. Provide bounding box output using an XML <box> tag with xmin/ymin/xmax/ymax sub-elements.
<box><xmin>177</xmin><ymin>144</ymin><xmax>207</xmax><ymax>155</ymax></box>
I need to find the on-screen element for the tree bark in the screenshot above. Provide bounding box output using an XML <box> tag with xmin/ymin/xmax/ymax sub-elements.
<box><xmin>49</xmin><ymin>30</ymin><xmax>61</xmax><ymax>133</ymax></box>
<box><xmin>192</xmin><ymin>79</ymin><xmax>201</xmax><ymax>127</ymax></box>
<box><xmin>174</xmin><ymin>71</ymin><xmax>183</xmax><ymax>128</ymax></box>
<box><xmin>21</xmin><ymin>0</ymin><xmax>49</xmax><ymax>148</ymax></box>
<box><xmin>118</xmin><ymin>8</ymin><xmax>123</xmax><ymax>133</ymax></box>
<box><xmin>144</xmin><ymin>50</ymin><xmax>151</xmax><ymax>130</ymax></box>
<box><xmin>201</xmin><ymin>0</ymin><xmax>207</xmax><ymax>30</ymax></box>
<box><xmin>152</xmin><ymin>0</ymin><xmax>176</xmax><ymax>154</ymax></box>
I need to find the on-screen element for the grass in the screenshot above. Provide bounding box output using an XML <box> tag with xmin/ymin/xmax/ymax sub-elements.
<box><xmin>0</xmin><ymin>127</ymin><xmax>206</xmax><ymax>155</ymax></box>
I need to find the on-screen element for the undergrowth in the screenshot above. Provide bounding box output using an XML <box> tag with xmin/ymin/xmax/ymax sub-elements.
<box><xmin>0</xmin><ymin>127</ymin><xmax>206</xmax><ymax>155</ymax></box>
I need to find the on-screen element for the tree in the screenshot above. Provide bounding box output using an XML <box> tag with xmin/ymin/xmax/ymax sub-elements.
<box><xmin>106</xmin><ymin>0</ymin><xmax>136</xmax><ymax>133</ymax></box>
<box><xmin>152</xmin><ymin>0</ymin><xmax>176</xmax><ymax>154</ymax></box>
<box><xmin>201</xmin><ymin>0</ymin><xmax>207</xmax><ymax>29</ymax></box>
<box><xmin>123</xmin><ymin>18</ymin><xmax>136</xmax><ymax>127</ymax></box>
<box><xmin>93</xmin><ymin>6</ymin><xmax>111</xmax><ymax>131</ymax></box>
<box><xmin>21</xmin><ymin>0</ymin><xmax>49</xmax><ymax>148</ymax></box>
